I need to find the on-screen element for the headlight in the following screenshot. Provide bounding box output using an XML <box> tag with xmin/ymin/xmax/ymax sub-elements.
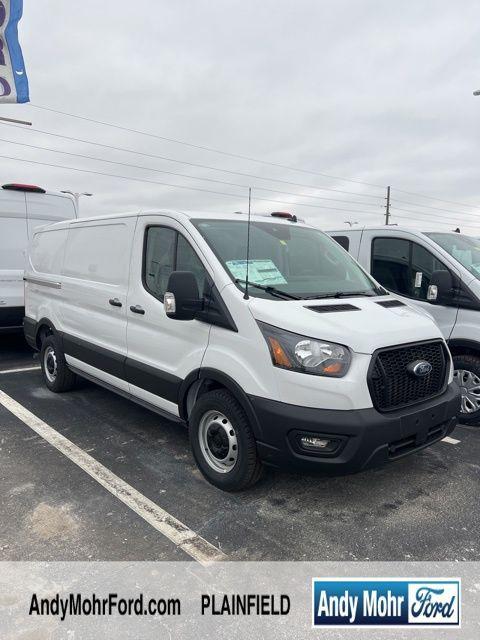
<box><xmin>258</xmin><ymin>322</ymin><xmax>351</xmax><ymax>377</ymax></box>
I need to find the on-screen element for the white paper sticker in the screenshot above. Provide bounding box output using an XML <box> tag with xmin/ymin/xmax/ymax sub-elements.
<box><xmin>415</xmin><ymin>272</ymin><xmax>423</xmax><ymax>288</ymax></box>
<box><xmin>226</xmin><ymin>259</ymin><xmax>287</xmax><ymax>285</ymax></box>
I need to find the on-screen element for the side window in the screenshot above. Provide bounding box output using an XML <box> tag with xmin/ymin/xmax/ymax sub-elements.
<box><xmin>144</xmin><ymin>227</ymin><xmax>209</xmax><ymax>300</ymax></box>
<box><xmin>176</xmin><ymin>234</ymin><xmax>208</xmax><ymax>294</ymax></box>
<box><xmin>411</xmin><ymin>242</ymin><xmax>445</xmax><ymax>300</ymax></box>
<box><xmin>372</xmin><ymin>238</ymin><xmax>411</xmax><ymax>296</ymax></box>
<box><xmin>144</xmin><ymin>227</ymin><xmax>176</xmax><ymax>300</ymax></box>
<box><xmin>332</xmin><ymin>236</ymin><xmax>350</xmax><ymax>251</ymax></box>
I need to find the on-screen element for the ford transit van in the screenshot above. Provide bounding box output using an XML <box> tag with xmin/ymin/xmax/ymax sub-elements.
<box><xmin>24</xmin><ymin>211</ymin><xmax>460</xmax><ymax>490</ymax></box>
<box><xmin>329</xmin><ymin>226</ymin><xmax>480</xmax><ymax>426</ymax></box>
<box><xmin>0</xmin><ymin>183</ymin><xmax>77</xmax><ymax>331</ymax></box>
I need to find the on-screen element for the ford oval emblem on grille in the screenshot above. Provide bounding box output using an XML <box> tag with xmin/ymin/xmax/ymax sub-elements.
<box><xmin>407</xmin><ymin>360</ymin><xmax>433</xmax><ymax>378</ymax></box>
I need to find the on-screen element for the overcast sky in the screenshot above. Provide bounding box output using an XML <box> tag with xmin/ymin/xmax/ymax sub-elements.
<box><xmin>1</xmin><ymin>0</ymin><xmax>479</xmax><ymax>232</ymax></box>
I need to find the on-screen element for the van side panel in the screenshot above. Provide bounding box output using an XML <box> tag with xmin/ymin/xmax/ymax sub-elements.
<box><xmin>59</xmin><ymin>220</ymin><xmax>135</xmax><ymax>391</ymax></box>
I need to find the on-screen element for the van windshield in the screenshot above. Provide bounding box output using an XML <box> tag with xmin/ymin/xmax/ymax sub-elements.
<box><xmin>426</xmin><ymin>233</ymin><xmax>480</xmax><ymax>280</ymax></box>
<box><xmin>193</xmin><ymin>219</ymin><xmax>382</xmax><ymax>300</ymax></box>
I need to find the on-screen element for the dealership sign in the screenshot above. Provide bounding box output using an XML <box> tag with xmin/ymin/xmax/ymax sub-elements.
<box><xmin>312</xmin><ymin>578</ymin><xmax>460</xmax><ymax>628</ymax></box>
<box><xmin>0</xmin><ymin>0</ymin><xmax>29</xmax><ymax>103</ymax></box>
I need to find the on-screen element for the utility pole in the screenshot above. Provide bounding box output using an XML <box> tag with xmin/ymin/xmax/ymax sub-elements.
<box><xmin>384</xmin><ymin>185</ymin><xmax>391</xmax><ymax>225</ymax></box>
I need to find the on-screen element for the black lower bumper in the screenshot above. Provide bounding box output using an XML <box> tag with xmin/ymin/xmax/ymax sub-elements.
<box><xmin>0</xmin><ymin>306</ymin><xmax>24</xmax><ymax>332</ymax></box>
<box><xmin>250</xmin><ymin>382</ymin><xmax>460</xmax><ymax>473</ymax></box>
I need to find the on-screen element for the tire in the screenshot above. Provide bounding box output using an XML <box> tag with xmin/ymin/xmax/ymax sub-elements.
<box><xmin>40</xmin><ymin>334</ymin><xmax>77</xmax><ymax>393</ymax></box>
<box><xmin>452</xmin><ymin>354</ymin><xmax>480</xmax><ymax>426</ymax></box>
<box><xmin>189</xmin><ymin>389</ymin><xmax>263</xmax><ymax>491</ymax></box>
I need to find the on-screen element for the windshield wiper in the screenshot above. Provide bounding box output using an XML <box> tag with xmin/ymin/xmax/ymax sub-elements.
<box><xmin>235</xmin><ymin>279</ymin><xmax>301</xmax><ymax>300</ymax></box>
<box><xmin>303</xmin><ymin>290</ymin><xmax>377</xmax><ymax>300</ymax></box>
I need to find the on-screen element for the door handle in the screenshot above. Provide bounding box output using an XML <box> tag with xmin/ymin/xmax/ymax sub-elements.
<box><xmin>109</xmin><ymin>298</ymin><xmax>123</xmax><ymax>308</ymax></box>
<box><xmin>130</xmin><ymin>305</ymin><xmax>145</xmax><ymax>315</ymax></box>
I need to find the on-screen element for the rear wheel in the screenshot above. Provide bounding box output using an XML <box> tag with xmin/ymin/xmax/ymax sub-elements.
<box><xmin>453</xmin><ymin>354</ymin><xmax>480</xmax><ymax>426</ymax></box>
<box><xmin>189</xmin><ymin>389</ymin><xmax>263</xmax><ymax>491</ymax></box>
<box><xmin>40</xmin><ymin>335</ymin><xmax>77</xmax><ymax>393</ymax></box>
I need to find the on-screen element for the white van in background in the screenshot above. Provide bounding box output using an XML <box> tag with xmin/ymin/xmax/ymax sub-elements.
<box><xmin>0</xmin><ymin>183</ymin><xmax>77</xmax><ymax>331</ymax></box>
<box><xmin>329</xmin><ymin>226</ymin><xmax>480</xmax><ymax>425</ymax></box>
<box><xmin>23</xmin><ymin>211</ymin><xmax>459</xmax><ymax>491</ymax></box>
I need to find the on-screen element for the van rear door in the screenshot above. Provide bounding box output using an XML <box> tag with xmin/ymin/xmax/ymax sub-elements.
<box><xmin>26</xmin><ymin>192</ymin><xmax>77</xmax><ymax>240</ymax></box>
<box><xmin>0</xmin><ymin>190</ymin><xmax>27</xmax><ymax>319</ymax></box>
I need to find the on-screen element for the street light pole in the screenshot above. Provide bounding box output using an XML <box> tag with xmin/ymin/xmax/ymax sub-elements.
<box><xmin>60</xmin><ymin>191</ymin><xmax>93</xmax><ymax>215</ymax></box>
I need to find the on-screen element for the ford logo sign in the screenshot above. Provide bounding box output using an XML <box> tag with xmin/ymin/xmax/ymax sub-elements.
<box><xmin>407</xmin><ymin>360</ymin><xmax>433</xmax><ymax>378</ymax></box>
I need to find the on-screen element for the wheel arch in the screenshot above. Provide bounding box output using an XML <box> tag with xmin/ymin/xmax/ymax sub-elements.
<box><xmin>34</xmin><ymin>317</ymin><xmax>59</xmax><ymax>350</ymax></box>
<box><xmin>448</xmin><ymin>338</ymin><xmax>480</xmax><ymax>360</ymax></box>
<box><xmin>178</xmin><ymin>368</ymin><xmax>263</xmax><ymax>439</ymax></box>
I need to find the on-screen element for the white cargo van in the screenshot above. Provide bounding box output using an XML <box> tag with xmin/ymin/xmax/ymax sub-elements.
<box><xmin>329</xmin><ymin>226</ymin><xmax>480</xmax><ymax>426</ymax></box>
<box><xmin>24</xmin><ymin>211</ymin><xmax>460</xmax><ymax>490</ymax></box>
<box><xmin>0</xmin><ymin>183</ymin><xmax>77</xmax><ymax>331</ymax></box>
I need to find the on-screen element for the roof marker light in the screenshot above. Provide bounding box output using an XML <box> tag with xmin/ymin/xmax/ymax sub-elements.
<box><xmin>271</xmin><ymin>211</ymin><xmax>297</xmax><ymax>222</ymax></box>
<box><xmin>2</xmin><ymin>183</ymin><xmax>46</xmax><ymax>194</ymax></box>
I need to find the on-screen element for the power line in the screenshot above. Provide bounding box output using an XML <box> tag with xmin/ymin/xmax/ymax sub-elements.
<box><xmin>0</xmin><ymin>121</ymin><xmax>384</xmax><ymax>201</ymax></box>
<box><xmin>0</xmin><ymin>153</ymin><xmax>386</xmax><ymax>215</ymax></box>
<box><xmin>391</xmin><ymin>186</ymin><xmax>480</xmax><ymax>210</ymax></box>
<box><xmin>392</xmin><ymin>196</ymin><xmax>479</xmax><ymax>217</ymax></box>
<box><xmin>26</xmin><ymin>106</ymin><xmax>480</xmax><ymax>212</ymax></box>
<box><xmin>391</xmin><ymin>212</ymin><xmax>480</xmax><ymax>229</ymax></box>
<box><xmin>0</xmin><ymin>136</ymin><xmax>383</xmax><ymax>210</ymax></box>
<box><xmin>29</xmin><ymin>104</ymin><xmax>386</xmax><ymax>190</ymax></box>
<box><xmin>391</xmin><ymin>205</ymin><xmax>480</xmax><ymax>224</ymax></box>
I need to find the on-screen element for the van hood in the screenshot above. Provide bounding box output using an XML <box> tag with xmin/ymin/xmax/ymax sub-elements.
<box><xmin>248</xmin><ymin>295</ymin><xmax>443</xmax><ymax>355</ymax></box>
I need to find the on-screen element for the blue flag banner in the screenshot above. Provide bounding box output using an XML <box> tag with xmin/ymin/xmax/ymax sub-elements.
<box><xmin>0</xmin><ymin>0</ymin><xmax>29</xmax><ymax>103</ymax></box>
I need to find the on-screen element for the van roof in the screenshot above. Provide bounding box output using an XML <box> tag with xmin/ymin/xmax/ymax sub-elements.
<box><xmin>327</xmin><ymin>225</ymin><xmax>447</xmax><ymax>235</ymax></box>
<box><xmin>36</xmin><ymin>209</ymin><xmax>315</xmax><ymax>231</ymax></box>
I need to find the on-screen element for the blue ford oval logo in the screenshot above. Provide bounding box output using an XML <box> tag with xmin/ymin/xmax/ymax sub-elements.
<box><xmin>407</xmin><ymin>360</ymin><xmax>433</xmax><ymax>378</ymax></box>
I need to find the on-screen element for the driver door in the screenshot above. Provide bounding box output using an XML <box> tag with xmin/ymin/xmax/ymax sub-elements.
<box><xmin>126</xmin><ymin>216</ymin><xmax>213</xmax><ymax>416</ymax></box>
<box><xmin>368</xmin><ymin>233</ymin><xmax>458</xmax><ymax>339</ymax></box>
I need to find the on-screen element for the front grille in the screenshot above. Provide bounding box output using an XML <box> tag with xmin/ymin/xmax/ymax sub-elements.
<box><xmin>369</xmin><ymin>340</ymin><xmax>448</xmax><ymax>412</ymax></box>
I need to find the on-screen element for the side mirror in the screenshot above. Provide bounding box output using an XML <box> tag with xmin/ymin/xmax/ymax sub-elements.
<box><xmin>164</xmin><ymin>271</ymin><xmax>203</xmax><ymax>320</ymax></box>
<box><xmin>427</xmin><ymin>270</ymin><xmax>453</xmax><ymax>304</ymax></box>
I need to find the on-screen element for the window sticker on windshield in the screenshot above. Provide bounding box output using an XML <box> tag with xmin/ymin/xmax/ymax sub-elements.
<box><xmin>415</xmin><ymin>271</ymin><xmax>423</xmax><ymax>288</ymax></box>
<box><xmin>226</xmin><ymin>259</ymin><xmax>287</xmax><ymax>285</ymax></box>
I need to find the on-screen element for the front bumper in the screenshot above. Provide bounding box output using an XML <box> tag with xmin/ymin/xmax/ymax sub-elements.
<box><xmin>250</xmin><ymin>382</ymin><xmax>460</xmax><ymax>473</ymax></box>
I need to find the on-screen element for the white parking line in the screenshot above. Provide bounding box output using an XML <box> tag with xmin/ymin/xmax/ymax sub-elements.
<box><xmin>0</xmin><ymin>389</ymin><xmax>226</xmax><ymax>565</ymax></box>
<box><xmin>442</xmin><ymin>436</ymin><xmax>461</xmax><ymax>445</ymax></box>
<box><xmin>0</xmin><ymin>366</ymin><xmax>41</xmax><ymax>375</ymax></box>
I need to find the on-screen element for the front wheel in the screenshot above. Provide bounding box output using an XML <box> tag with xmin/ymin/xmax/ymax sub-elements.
<box><xmin>453</xmin><ymin>354</ymin><xmax>480</xmax><ymax>426</ymax></box>
<box><xmin>189</xmin><ymin>389</ymin><xmax>263</xmax><ymax>491</ymax></box>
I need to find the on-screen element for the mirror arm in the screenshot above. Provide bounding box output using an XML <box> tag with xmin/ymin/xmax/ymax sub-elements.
<box><xmin>183</xmin><ymin>298</ymin><xmax>204</xmax><ymax>312</ymax></box>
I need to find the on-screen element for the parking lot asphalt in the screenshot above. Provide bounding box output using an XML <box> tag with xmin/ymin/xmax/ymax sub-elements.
<box><xmin>0</xmin><ymin>333</ymin><xmax>479</xmax><ymax>563</ymax></box>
